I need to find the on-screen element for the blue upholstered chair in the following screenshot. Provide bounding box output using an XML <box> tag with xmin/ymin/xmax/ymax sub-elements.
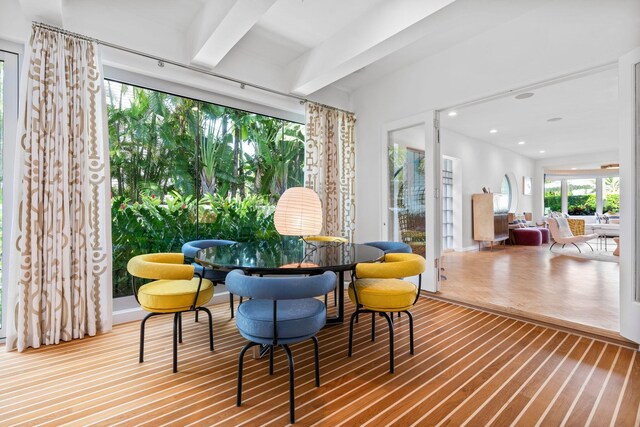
<box><xmin>182</xmin><ymin>239</ymin><xmax>237</xmax><ymax>317</ymax></box>
<box><xmin>363</xmin><ymin>241</ymin><xmax>412</xmax><ymax>254</ymax></box>
<box><xmin>226</xmin><ymin>270</ymin><xmax>336</xmax><ymax>424</ymax></box>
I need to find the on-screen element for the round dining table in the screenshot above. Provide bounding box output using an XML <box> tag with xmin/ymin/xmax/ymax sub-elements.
<box><xmin>195</xmin><ymin>238</ymin><xmax>384</xmax><ymax>324</ymax></box>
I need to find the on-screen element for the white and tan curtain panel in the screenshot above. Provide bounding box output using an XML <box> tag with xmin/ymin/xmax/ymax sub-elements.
<box><xmin>304</xmin><ymin>103</ymin><xmax>356</xmax><ymax>241</ymax></box>
<box><xmin>6</xmin><ymin>25</ymin><xmax>112</xmax><ymax>352</ymax></box>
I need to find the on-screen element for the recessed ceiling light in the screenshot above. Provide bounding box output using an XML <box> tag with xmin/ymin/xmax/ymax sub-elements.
<box><xmin>518</xmin><ymin>141</ymin><xmax>525</xmax><ymax>145</ymax></box>
<box><xmin>571</xmin><ymin>167</ymin><xmax>577</xmax><ymax>170</ymax></box>
<box><xmin>515</xmin><ymin>92</ymin><xmax>535</xmax><ymax>99</ymax></box>
<box><xmin>547</xmin><ymin>117</ymin><xmax>563</xmax><ymax>122</ymax></box>
<box><xmin>448</xmin><ymin>111</ymin><xmax>457</xmax><ymax>117</ymax></box>
<box><xmin>489</xmin><ymin>129</ymin><xmax>497</xmax><ymax>134</ymax></box>
<box><xmin>539</xmin><ymin>150</ymin><xmax>546</xmax><ymax>154</ymax></box>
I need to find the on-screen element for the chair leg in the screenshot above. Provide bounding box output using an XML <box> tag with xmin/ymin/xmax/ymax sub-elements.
<box><xmin>198</xmin><ymin>307</ymin><xmax>214</xmax><ymax>351</ymax></box>
<box><xmin>550</xmin><ymin>242</ymin><xmax>557</xmax><ymax>252</ymax></box>
<box><xmin>173</xmin><ymin>312</ymin><xmax>180</xmax><ymax>373</ymax></box>
<box><xmin>230</xmin><ymin>293</ymin><xmax>235</xmax><ymax>319</ymax></box>
<box><xmin>178</xmin><ymin>312</ymin><xmax>183</xmax><ymax>344</ymax></box>
<box><xmin>348</xmin><ymin>310</ymin><xmax>359</xmax><ymax>357</ymax></box>
<box><xmin>282</xmin><ymin>344</ymin><xmax>296</xmax><ymax>425</ymax></box>
<box><xmin>380</xmin><ymin>312</ymin><xmax>395</xmax><ymax>374</ymax></box>
<box><xmin>312</xmin><ymin>336</ymin><xmax>320</xmax><ymax>387</ymax></box>
<box><xmin>237</xmin><ymin>342</ymin><xmax>259</xmax><ymax>407</ymax></box>
<box><xmin>139</xmin><ymin>312</ymin><xmax>157</xmax><ymax>363</ymax></box>
<box><xmin>371</xmin><ymin>312</ymin><xmax>376</xmax><ymax>341</ymax></box>
<box><xmin>333</xmin><ymin>288</ymin><xmax>337</xmax><ymax>307</ymax></box>
<box><xmin>405</xmin><ymin>310</ymin><xmax>414</xmax><ymax>355</ymax></box>
<box><xmin>572</xmin><ymin>242</ymin><xmax>582</xmax><ymax>253</ymax></box>
<box><xmin>586</xmin><ymin>242</ymin><xmax>594</xmax><ymax>252</ymax></box>
<box><xmin>324</xmin><ymin>293</ymin><xmax>328</xmax><ymax>307</ymax></box>
<box><xmin>269</xmin><ymin>345</ymin><xmax>274</xmax><ymax>375</ymax></box>
<box><xmin>195</xmin><ymin>310</ymin><xmax>199</xmax><ymax>323</ymax></box>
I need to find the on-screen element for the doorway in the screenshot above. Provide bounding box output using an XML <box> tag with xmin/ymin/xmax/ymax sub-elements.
<box><xmin>434</xmin><ymin>64</ymin><xmax>626</xmax><ymax>341</ymax></box>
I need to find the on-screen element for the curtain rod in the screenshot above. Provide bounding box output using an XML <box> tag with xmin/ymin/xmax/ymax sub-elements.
<box><xmin>32</xmin><ymin>22</ymin><xmax>355</xmax><ymax>116</ymax></box>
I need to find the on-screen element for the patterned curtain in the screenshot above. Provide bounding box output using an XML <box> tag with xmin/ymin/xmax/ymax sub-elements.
<box><xmin>304</xmin><ymin>103</ymin><xmax>356</xmax><ymax>241</ymax></box>
<box><xmin>6</xmin><ymin>26</ymin><xmax>112</xmax><ymax>352</ymax></box>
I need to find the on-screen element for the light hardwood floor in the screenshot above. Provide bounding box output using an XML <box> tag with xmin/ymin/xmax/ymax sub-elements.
<box><xmin>438</xmin><ymin>244</ymin><xmax>623</xmax><ymax>342</ymax></box>
<box><xmin>1</xmin><ymin>298</ymin><xmax>639</xmax><ymax>426</ymax></box>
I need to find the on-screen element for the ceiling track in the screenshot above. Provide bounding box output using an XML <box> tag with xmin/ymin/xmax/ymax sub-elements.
<box><xmin>31</xmin><ymin>22</ymin><xmax>355</xmax><ymax>116</ymax></box>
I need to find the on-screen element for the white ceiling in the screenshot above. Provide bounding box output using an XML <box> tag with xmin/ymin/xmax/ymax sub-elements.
<box><xmin>440</xmin><ymin>67</ymin><xmax>619</xmax><ymax>161</ymax></box>
<box><xmin>3</xmin><ymin>0</ymin><xmax>639</xmax><ymax>107</ymax></box>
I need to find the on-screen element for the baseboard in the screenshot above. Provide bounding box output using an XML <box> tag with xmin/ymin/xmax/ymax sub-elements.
<box><xmin>460</xmin><ymin>245</ymin><xmax>479</xmax><ymax>252</ymax></box>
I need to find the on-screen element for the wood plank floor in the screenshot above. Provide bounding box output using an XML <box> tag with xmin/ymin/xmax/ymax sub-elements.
<box><xmin>439</xmin><ymin>245</ymin><xmax>622</xmax><ymax>340</ymax></box>
<box><xmin>1</xmin><ymin>297</ymin><xmax>639</xmax><ymax>426</ymax></box>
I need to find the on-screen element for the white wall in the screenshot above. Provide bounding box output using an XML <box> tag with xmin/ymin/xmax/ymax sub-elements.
<box><xmin>350</xmin><ymin>0</ymin><xmax>640</xmax><ymax>243</ymax></box>
<box><xmin>441</xmin><ymin>129</ymin><xmax>536</xmax><ymax>250</ymax></box>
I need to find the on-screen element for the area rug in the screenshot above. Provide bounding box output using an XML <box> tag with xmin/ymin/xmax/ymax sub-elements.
<box><xmin>552</xmin><ymin>247</ymin><xmax>619</xmax><ymax>263</ymax></box>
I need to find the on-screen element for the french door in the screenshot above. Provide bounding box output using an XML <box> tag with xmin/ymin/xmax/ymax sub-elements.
<box><xmin>619</xmin><ymin>47</ymin><xmax>640</xmax><ymax>344</ymax></box>
<box><xmin>0</xmin><ymin>49</ymin><xmax>19</xmax><ymax>339</ymax></box>
<box><xmin>382</xmin><ymin>112</ymin><xmax>440</xmax><ymax>292</ymax></box>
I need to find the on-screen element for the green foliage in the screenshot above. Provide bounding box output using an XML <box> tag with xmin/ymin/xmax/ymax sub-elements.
<box><xmin>567</xmin><ymin>194</ymin><xmax>596</xmax><ymax>216</ymax></box>
<box><xmin>544</xmin><ymin>195</ymin><xmax>562</xmax><ymax>212</ymax></box>
<box><xmin>110</xmin><ymin>192</ymin><xmax>278</xmax><ymax>298</ymax></box>
<box><xmin>604</xmin><ymin>193</ymin><xmax>619</xmax><ymax>214</ymax></box>
<box><xmin>107</xmin><ymin>80</ymin><xmax>304</xmax><ymax>298</ymax></box>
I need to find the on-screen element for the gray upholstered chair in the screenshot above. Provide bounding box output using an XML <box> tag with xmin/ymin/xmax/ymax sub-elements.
<box><xmin>225</xmin><ymin>270</ymin><xmax>336</xmax><ymax>424</ymax></box>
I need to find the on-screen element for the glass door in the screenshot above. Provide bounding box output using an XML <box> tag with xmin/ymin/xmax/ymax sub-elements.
<box><xmin>0</xmin><ymin>50</ymin><xmax>19</xmax><ymax>339</ymax></box>
<box><xmin>388</xmin><ymin>126</ymin><xmax>426</xmax><ymax>257</ymax></box>
<box><xmin>619</xmin><ymin>47</ymin><xmax>640</xmax><ymax>343</ymax></box>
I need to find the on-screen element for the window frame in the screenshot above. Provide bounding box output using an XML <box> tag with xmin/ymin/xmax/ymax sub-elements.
<box><xmin>104</xmin><ymin>73</ymin><xmax>306</xmax><ymax>312</ymax></box>
<box><xmin>0</xmin><ymin>45</ymin><xmax>21</xmax><ymax>339</ymax></box>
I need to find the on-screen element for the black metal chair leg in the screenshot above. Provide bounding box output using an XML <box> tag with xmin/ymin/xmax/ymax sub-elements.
<box><xmin>405</xmin><ymin>310</ymin><xmax>414</xmax><ymax>355</ymax></box>
<box><xmin>282</xmin><ymin>344</ymin><xmax>296</xmax><ymax>425</ymax></box>
<box><xmin>550</xmin><ymin>242</ymin><xmax>557</xmax><ymax>252</ymax></box>
<box><xmin>139</xmin><ymin>312</ymin><xmax>157</xmax><ymax>363</ymax></box>
<box><xmin>312</xmin><ymin>336</ymin><xmax>320</xmax><ymax>387</ymax></box>
<box><xmin>380</xmin><ymin>312</ymin><xmax>395</xmax><ymax>373</ymax></box>
<box><xmin>348</xmin><ymin>310</ymin><xmax>358</xmax><ymax>357</ymax></box>
<box><xmin>173</xmin><ymin>312</ymin><xmax>180</xmax><ymax>373</ymax></box>
<box><xmin>333</xmin><ymin>288</ymin><xmax>337</xmax><ymax>307</ymax></box>
<box><xmin>269</xmin><ymin>345</ymin><xmax>274</xmax><ymax>375</ymax></box>
<box><xmin>324</xmin><ymin>293</ymin><xmax>328</xmax><ymax>307</ymax></box>
<box><xmin>237</xmin><ymin>342</ymin><xmax>259</xmax><ymax>407</ymax></box>
<box><xmin>371</xmin><ymin>312</ymin><xmax>376</xmax><ymax>341</ymax></box>
<box><xmin>586</xmin><ymin>242</ymin><xmax>594</xmax><ymax>251</ymax></box>
<box><xmin>199</xmin><ymin>307</ymin><xmax>214</xmax><ymax>351</ymax></box>
<box><xmin>178</xmin><ymin>312</ymin><xmax>183</xmax><ymax>344</ymax></box>
<box><xmin>230</xmin><ymin>293</ymin><xmax>235</xmax><ymax>318</ymax></box>
<box><xmin>195</xmin><ymin>310</ymin><xmax>199</xmax><ymax>322</ymax></box>
<box><xmin>572</xmin><ymin>242</ymin><xmax>582</xmax><ymax>253</ymax></box>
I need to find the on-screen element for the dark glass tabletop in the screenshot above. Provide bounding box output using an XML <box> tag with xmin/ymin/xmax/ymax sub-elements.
<box><xmin>195</xmin><ymin>238</ymin><xmax>384</xmax><ymax>273</ymax></box>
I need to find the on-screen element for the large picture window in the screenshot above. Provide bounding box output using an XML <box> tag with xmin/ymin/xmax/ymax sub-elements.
<box><xmin>107</xmin><ymin>81</ymin><xmax>305</xmax><ymax>298</ymax></box>
<box><xmin>544</xmin><ymin>174</ymin><xmax>619</xmax><ymax>217</ymax></box>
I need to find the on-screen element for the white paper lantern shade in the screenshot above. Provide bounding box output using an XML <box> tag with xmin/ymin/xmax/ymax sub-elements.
<box><xmin>274</xmin><ymin>187</ymin><xmax>323</xmax><ymax>236</ymax></box>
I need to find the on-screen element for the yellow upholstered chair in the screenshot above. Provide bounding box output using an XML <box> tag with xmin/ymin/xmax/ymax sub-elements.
<box><xmin>305</xmin><ymin>235</ymin><xmax>348</xmax><ymax>243</ymax></box>
<box><xmin>347</xmin><ymin>253</ymin><xmax>426</xmax><ymax>373</ymax></box>
<box><xmin>127</xmin><ymin>253</ymin><xmax>214</xmax><ymax>372</ymax></box>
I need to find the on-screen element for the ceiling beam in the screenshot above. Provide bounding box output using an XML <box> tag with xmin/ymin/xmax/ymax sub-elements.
<box><xmin>19</xmin><ymin>0</ymin><xmax>64</xmax><ymax>26</ymax></box>
<box><xmin>190</xmin><ymin>0</ymin><xmax>277</xmax><ymax>69</ymax></box>
<box><xmin>288</xmin><ymin>0</ymin><xmax>456</xmax><ymax>96</ymax></box>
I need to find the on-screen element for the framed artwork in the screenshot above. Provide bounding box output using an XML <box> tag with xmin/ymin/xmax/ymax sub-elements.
<box><xmin>523</xmin><ymin>176</ymin><xmax>532</xmax><ymax>195</ymax></box>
